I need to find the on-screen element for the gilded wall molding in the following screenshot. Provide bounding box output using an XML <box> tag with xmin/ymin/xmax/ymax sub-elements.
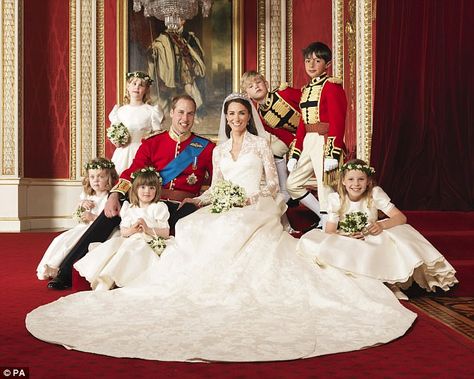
<box><xmin>355</xmin><ymin>0</ymin><xmax>372</xmax><ymax>162</ymax></box>
<box><xmin>69</xmin><ymin>0</ymin><xmax>77</xmax><ymax>178</ymax></box>
<box><xmin>285</xmin><ymin>0</ymin><xmax>293</xmax><ymax>86</ymax></box>
<box><xmin>1</xmin><ymin>0</ymin><xmax>21</xmax><ymax>177</ymax></box>
<box><xmin>257</xmin><ymin>0</ymin><xmax>266</xmax><ymax>78</ymax></box>
<box><xmin>257</xmin><ymin>0</ymin><xmax>293</xmax><ymax>87</ymax></box>
<box><xmin>332</xmin><ymin>0</ymin><xmax>344</xmax><ymax>80</ymax></box>
<box><xmin>70</xmin><ymin>0</ymin><xmax>101</xmax><ymax>179</ymax></box>
<box><xmin>96</xmin><ymin>0</ymin><xmax>105</xmax><ymax>158</ymax></box>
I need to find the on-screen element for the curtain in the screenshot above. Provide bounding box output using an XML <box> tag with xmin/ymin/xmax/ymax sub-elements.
<box><xmin>371</xmin><ymin>0</ymin><xmax>474</xmax><ymax>210</ymax></box>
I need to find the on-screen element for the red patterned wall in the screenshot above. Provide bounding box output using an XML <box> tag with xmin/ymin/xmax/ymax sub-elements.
<box><xmin>24</xmin><ymin>0</ymin><xmax>69</xmax><ymax>178</ymax></box>
<box><xmin>243</xmin><ymin>0</ymin><xmax>258</xmax><ymax>72</ymax></box>
<box><xmin>105</xmin><ymin>0</ymin><xmax>117</xmax><ymax>160</ymax></box>
<box><xmin>292</xmin><ymin>0</ymin><xmax>332</xmax><ymax>88</ymax></box>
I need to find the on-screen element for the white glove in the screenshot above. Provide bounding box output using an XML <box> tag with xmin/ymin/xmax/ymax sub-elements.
<box><xmin>324</xmin><ymin>158</ymin><xmax>339</xmax><ymax>172</ymax></box>
<box><xmin>287</xmin><ymin>158</ymin><xmax>298</xmax><ymax>172</ymax></box>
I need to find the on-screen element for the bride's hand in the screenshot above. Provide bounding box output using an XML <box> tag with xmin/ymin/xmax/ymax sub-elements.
<box><xmin>178</xmin><ymin>197</ymin><xmax>202</xmax><ymax>209</ymax></box>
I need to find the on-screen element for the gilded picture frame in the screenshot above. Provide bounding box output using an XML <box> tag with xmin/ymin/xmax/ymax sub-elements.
<box><xmin>117</xmin><ymin>0</ymin><xmax>243</xmax><ymax>137</ymax></box>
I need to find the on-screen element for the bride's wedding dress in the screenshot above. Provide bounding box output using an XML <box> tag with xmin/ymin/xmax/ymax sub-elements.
<box><xmin>26</xmin><ymin>132</ymin><xmax>416</xmax><ymax>362</ymax></box>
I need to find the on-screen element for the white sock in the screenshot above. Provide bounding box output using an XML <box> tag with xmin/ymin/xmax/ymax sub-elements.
<box><xmin>299</xmin><ymin>193</ymin><xmax>321</xmax><ymax>218</ymax></box>
<box><xmin>274</xmin><ymin>157</ymin><xmax>290</xmax><ymax>203</ymax></box>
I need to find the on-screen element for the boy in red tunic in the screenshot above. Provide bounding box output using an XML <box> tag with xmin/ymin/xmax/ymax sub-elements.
<box><xmin>286</xmin><ymin>42</ymin><xmax>347</xmax><ymax>230</ymax></box>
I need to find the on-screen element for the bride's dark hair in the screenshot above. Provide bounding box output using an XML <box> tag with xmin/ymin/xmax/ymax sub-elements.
<box><xmin>223</xmin><ymin>97</ymin><xmax>259</xmax><ymax>138</ymax></box>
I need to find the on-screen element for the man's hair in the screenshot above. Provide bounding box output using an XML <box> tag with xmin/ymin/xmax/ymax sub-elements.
<box><xmin>302</xmin><ymin>42</ymin><xmax>332</xmax><ymax>63</ymax></box>
<box><xmin>170</xmin><ymin>94</ymin><xmax>197</xmax><ymax>111</ymax></box>
<box><xmin>240</xmin><ymin>70</ymin><xmax>266</xmax><ymax>91</ymax></box>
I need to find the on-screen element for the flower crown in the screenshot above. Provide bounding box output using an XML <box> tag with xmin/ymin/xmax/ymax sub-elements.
<box><xmin>340</xmin><ymin>162</ymin><xmax>376</xmax><ymax>176</ymax></box>
<box><xmin>84</xmin><ymin>159</ymin><xmax>115</xmax><ymax>171</ymax></box>
<box><xmin>126</xmin><ymin>71</ymin><xmax>154</xmax><ymax>85</ymax></box>
<box><xmin>130</xmin><ymin>166</ymin><xmax>162</xmax><ymax>183</ymax></box>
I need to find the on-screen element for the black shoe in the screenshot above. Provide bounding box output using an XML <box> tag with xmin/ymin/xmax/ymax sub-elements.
<box><xmin>286</xmin><ymin>198</ymin><xmax>299</xmax><ymax>208</ymax></box>
<box><xmin>47</xmin><ymin>276</ymin><xmax>71</xmax><ymax>290</ymax></box>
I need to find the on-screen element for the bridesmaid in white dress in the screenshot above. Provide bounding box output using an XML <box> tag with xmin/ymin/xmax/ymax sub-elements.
<box><xmin>36</xmin><ymin>158</ymin><xmax>118</xmax><ymax>280</ymax></box>
<box><xmin>26</xmin><ymin>95</ymin><xmax>416</xmax><ymax>363</ymax></box>
<box><xmin>74</xmin><ymin>168</ymin><xmax>170</xmax><ymax>291</ymax></box>
<box><xmin>108</xmin><ymin>71</ymin><xmax>164</xmax><ymax>174</ymax></box>
<box><xmin>298</xmin><ymin>159</ymin><xmax>458</xmax><ymax>297</ymax></box>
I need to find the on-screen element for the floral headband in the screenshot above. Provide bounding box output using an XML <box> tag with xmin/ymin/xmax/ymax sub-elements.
<box><xmin>126</xmin><ymin>71</ymin><xmax>154</xmax><ymax>85</ymax></box>
<box><xmin>340</xmin><ymin>162</ymin><xmax>376</xmax><ymax>176</ymax></box>
<box><xmin>130</xmin><ymin>166</ymin><xmax>162</xmax><ymax>183</ymax></box>
<box><xmin>84</xmin><ymin>159</ymin><xmax>115</xmax><ymax>171</ymax></box>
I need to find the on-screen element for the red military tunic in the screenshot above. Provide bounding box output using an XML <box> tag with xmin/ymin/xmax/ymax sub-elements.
<box><xmin>256</xmin><ymin>85</ymin><xmax>302</xmax><ymax>148</ymax></box>
<box><xmin>113</xmin><ymin>130</ymin><xmax>214</xmax><ymax>197</ymax></box>
<box><xmin>292</xmin><ymin>74</ymin><xmax>347</xmax><ymax>161</ymax></box>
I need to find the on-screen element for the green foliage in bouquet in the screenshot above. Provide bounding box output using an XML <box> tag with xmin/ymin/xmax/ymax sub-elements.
<box><xmin>147</xmin><ymin>236</ymin><xmax>167</xmax><ymax>256</ymax></box>
<box><xmin>339</xmin><ymin>211</ymin><xmax>368</xmax><ymax>234</ymax></box>
<box><xmin>210</xmin><ymin>180</ymin><xmax>247</xmax><ymax>213</ymax></box>
<box><xmin>107</xmin><ymin>122</ymin><xmax>130</xmax><ymax>146</ymax></box>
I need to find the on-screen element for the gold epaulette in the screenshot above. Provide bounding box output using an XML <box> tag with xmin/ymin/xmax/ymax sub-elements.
<box><xmin>111</xmin><ymin>178</ymin><xmax>132</xmax><ymax>196</ymax></box>
<box><xmin>278</xmin><ymin>82</ymin><xmax>289</xmax><ymax>91</ymax></box>
<box><xmin>328</xmin><ymin>77</ymin><xmax>343</xmax><ymax>85</ymax></box>
<box><xmin>144</xmin><ymin>130</ymin><xmax>166</xmax><ymax>139</ymax></box>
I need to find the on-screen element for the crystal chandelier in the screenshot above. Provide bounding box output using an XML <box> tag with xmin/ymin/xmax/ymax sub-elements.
<box><xmin>133</xmin><ymin>0</ymin><xmax>213</xmax><ymax>31</ymax></box>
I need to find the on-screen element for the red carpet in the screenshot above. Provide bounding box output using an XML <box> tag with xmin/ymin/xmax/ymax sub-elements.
<box><xmin>1</xmin><ymin>224</ymin><xmax>473</xmax><ymax>378</ymax></box>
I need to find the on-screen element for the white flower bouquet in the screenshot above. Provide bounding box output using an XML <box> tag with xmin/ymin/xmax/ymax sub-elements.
<box><xmin>210</xmin><ymin>179</ymin><xmax>247</xmax><ymax>213</ymax></box>
<box><xmin>147</xmin><ymin>235</ymin><xmax>167</xmax><ymax>256</ymax></box>
<box><xmin>72</xmin><ymin>206</ymin><xmax>86</xmax><ymax>223</ymax></box>
<box><xmin>107</xmin><ymin>122</ymin><xmax>130</xmax><ymax>146</ymax></box>
<box><xmin>338</xmin><ymin>211</ymin><xmax>368</xmax><ymax>234</ymax></box>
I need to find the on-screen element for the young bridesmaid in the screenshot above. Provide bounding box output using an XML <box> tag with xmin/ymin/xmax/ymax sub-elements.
<box><xmin>108</xmin><ymin>71</ymin><xmax>164</xmax><ymax>174</ymax></box>
<box><xmin>36</xmin><ymin>158</ymin><xmax>118</xmax><ymax>280</ymax></box>
<box><xmin>74</xmin><ymin>166</ymin><xmax>170</xmax><ymax>291</ymax></box>
<box><xmin>298</xmin><ymin>159</ymin><xmax>458</xmax><ymax>298</ymax></box>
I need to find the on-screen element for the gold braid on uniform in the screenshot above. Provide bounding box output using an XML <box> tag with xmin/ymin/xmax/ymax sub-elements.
<box><xmin>111</xmin><ymin>178</ymin><xmax>132</xmax><ymax>197</ymax></box>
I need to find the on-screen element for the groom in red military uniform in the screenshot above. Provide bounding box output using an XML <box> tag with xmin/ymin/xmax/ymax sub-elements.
<box><xmin>48</xmin><ymin>94</ymin><xmax>214</xmax><ymax>290</ymax></box>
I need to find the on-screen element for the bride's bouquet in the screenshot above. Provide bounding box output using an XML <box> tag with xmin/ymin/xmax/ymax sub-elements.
<box><xmin>147</xmin><ymin>235</ymin><xmax>167</xmax><ymax>256</ymax></box>
<box><xmin>338</xmin><ymin>211</ymin><xmax>368</xmax><ymax>235</ymax></box>
<box><xmin>107</xmin><ymin>122</ymin><xmax>130</xmax><ymax>146</ymax></box>
<box><xmin>210</xmin><ymin>179</ymin><xmax>247</xmax><ymax>213</ymax></box>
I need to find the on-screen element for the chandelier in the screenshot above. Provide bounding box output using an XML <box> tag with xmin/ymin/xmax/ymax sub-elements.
<box><xmin>133</xmin><ymin>0</ymin><xmax>213</xmax><ymax>31</ymax></box>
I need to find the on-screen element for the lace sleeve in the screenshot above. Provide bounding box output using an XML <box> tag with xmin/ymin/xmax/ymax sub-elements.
<box><xmin>195</xmin><ymin>148</ymin><xmax>224</xmax><ymax>205</ymax></box>
<box><xmin>248</xmin><ymin>138</ymin><xmax>279</xmax><ymax>204</ymax></box>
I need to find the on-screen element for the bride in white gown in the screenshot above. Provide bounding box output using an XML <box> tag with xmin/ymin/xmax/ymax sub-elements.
<box><xmin>26</xmin><ymin>93</ymin><xmax>416</xmax><ymax>362</ymax></box>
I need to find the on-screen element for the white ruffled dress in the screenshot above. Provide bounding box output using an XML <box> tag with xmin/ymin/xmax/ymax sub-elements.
<box><xmin>298</xmin><ymin>187</ymin><xmax>458</xmax><ymax>292</ymax></box>
<box><xmin>108</xmin><ymin>104</ymin><xmax>163</xmax><ymax>174</ymax></box>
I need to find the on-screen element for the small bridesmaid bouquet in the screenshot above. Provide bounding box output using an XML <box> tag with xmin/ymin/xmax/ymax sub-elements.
<box><xmin>107</xmin><ymin>122</ymin><xmax>130</xmax><ymax>146</ymax></box>
<box><xmin>72</xmin><ymin>206</ymin><xmax>87</xmax><ymax>223</ymax></box>
<box><xmin>210</xmin><ymin>180</ymin><xmax>246</xmax><ymax>213</ymax></box>
<box><xmin>147</xmin><ymin>235</ymin><xmax>167</xmax><ymax>257</ymax></box>
<box><xmin>338</xmin><ymin>211</ymin><xmax>369</xmax><ymax>236</ymax></box>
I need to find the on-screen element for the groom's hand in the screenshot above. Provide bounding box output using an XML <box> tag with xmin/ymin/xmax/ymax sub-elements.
<box><xmin>104</xmin><ymin>193</ymin><xmax>121</xmax><ymax>217</ymax></box>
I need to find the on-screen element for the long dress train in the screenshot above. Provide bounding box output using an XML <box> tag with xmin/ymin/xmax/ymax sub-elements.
<box><xmin>26</xmin><ymin>132</ymin><xmax>416</xmax><ymax>362</ymax></box>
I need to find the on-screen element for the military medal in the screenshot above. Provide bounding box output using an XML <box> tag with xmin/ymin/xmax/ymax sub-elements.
<box><xmin>192</xmin><ymin>156</ymin><xmax>198</xmax><ymax>170</ymax></box>
<box><xmin>186</xmin><ymin>173</ymin><xmax>198</xmax><ymax>185</ymax></box>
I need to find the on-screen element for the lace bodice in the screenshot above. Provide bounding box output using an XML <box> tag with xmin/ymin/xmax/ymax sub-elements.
<box><xmin>327</xmin><ymin>186</ymin><xmax>395</xmax><ymax>224</ymax></box>
<box><xmin>109</xmin><ymin>104</ymin><xmax>163</xmax><ymax>143</ymax></box>
<box><xmin>198</xmin><ymin>132</ymin><xmax>279</xmax><ymax>204</ymax></box>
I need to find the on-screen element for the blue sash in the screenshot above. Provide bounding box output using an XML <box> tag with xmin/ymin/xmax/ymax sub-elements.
<box><xmin>160</xmin><ymin>136</ymin><xmax>209</xmax><ymax>186</ymax></box>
